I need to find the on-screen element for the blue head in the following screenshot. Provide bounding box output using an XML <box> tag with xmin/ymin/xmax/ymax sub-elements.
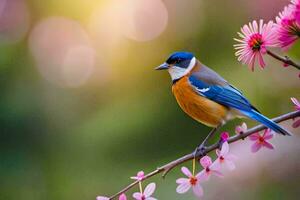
<box><xmin>156</xmin><ymin>52</ymin><xmax>196</xmax><ymax>80</ymax></box>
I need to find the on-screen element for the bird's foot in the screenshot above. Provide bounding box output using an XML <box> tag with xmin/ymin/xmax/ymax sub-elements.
<box><xmin>193</xmin><ymin>145</ymin><xmax>207</xmax><ymax>158</ymax></box>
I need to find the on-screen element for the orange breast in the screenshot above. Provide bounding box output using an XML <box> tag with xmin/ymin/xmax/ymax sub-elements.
<box><xmin>172</xmin><ymin>76</ymin><xmax>228</xmax><ymax>127</ymax></box>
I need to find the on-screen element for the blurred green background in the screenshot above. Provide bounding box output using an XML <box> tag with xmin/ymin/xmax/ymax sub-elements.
<box><xmin>0</xmin><ymin>0</ymin><xmax>299</xmax><ymax>200</ymax></box>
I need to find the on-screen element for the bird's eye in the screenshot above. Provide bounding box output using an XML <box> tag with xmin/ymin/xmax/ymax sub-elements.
<box><xmin>175</xmin><ymin>59</ymin><xmax>181</xmax><ymax>64</ymax></box>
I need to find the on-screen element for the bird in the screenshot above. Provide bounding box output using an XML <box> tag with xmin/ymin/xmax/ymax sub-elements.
<box><xmin>155</xmin><ymin>51</ymin><xmax>291</xmax><ymax>154</ymax></box>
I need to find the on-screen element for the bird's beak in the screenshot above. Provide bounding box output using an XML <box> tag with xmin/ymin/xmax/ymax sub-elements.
<box><xmin>155</xmin><ymin>63</ymin><xmax>169</xmax><ymax>70</ymax></box>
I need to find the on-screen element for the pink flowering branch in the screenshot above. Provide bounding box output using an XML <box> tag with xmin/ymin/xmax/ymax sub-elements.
<box><xmin>266</xmin><ymin>50</ymin><xmax>300</xmax><ymax>70</ymax></box>
<box><xmin>107</xmin><ymin>110</ymin><xmax>300</xmax><ymax>200</ymax></box>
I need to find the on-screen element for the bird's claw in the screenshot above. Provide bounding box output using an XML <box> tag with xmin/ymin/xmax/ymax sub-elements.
<box><xmin>193</xmin><ymin>145</ymin><xmax>207</xmax><ymax>158</ymax></box>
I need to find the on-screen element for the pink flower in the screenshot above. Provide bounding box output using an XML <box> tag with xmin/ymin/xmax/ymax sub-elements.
<box><xmin>133</xmin><ymin>183</ymin><xmax>157</xmax><ymax>200</ymax></box>
<box><xmin>96</xmin><ymin>197</ymin><xmax>109</xmax><ymax>200</ymax></box>
<box><xmin>235</xmin><ymin>122</ymin><xmax>247</xmax><ymax>135</ymax></box>
<box><xmin>291</xmin><ymin>97</ymin><xmax>300</xmax><ymax>110</ymax></box>
<box><xmin>97</xmin><ymin>194</ymin><xmax>127</xmax><ymax>200</ymax></box>
<box><xmin>248</xmin><ymin>129</ymin><xmax>274</xmax><ymax>153</ymax></box>
<box><xmin>119</xmin><ymin>194</ymin><xmax>127</xmax><ymax>200</ymax></box>
<box><xmin>291</xmin><ymin>97</ymin><xmax>300</xmax><ymax>128</ymax></box>
<box><xmin>292</xmin><ymin>0</ymin><xmax>300</xmax><ymax>22</ymax></box>
<box><xmin>220</xmin><ymin>132</ymin><xmax>230</xmax><ymax>141</ymax></box>
<box><xmin>275</xmin><ymin>4</ymin><xmax>300</xmax><ymax>50</ymax></box>
<box><xmin>176</xmin><ymin>167</ymin><xmax>203</xmax><ymax>197</ymax></box>
<box><xmin>198</xmin><ymin>156</ymin><xmax>223</xmax><ymax>181</ymax></box>
<box><xmin>214</xmin><ymin>142</ymin><xmax>237</xmax><ymax>171</ymax></box>
<box><xmin>234</xmin><ymin>20</ymin><xmax>277</xmax><ymax>71</ymax></box>
<box><xmin>131</xmin><ymin>171</ymin><xmax>145</xmax><ymax>181</ymax></box>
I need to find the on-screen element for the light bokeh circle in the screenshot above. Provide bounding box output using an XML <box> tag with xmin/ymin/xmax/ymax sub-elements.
<box><xmin>120</xmin><ymin>0</ymin><xmax>168</xmax><ymax>41</ymax></box>
<box><xmin>29</xmin><ymin>17</ymin><xmax>95</xmax><ymax>88</ymax></box>
<box><xmin>89</xmin><ymin>0</ymin><xmax>168</xmax><ymax>43</ymax></box>
<box><xmin>0</xmin><ymin>0</ymin><xmax>30</xmax><ymax>43</ymax></box>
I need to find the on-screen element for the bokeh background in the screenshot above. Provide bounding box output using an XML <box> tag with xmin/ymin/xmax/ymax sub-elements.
<box><xmin>0</xmin><ymin>0</ymin><xmax>299</xmax><ymax>199</ymax></box>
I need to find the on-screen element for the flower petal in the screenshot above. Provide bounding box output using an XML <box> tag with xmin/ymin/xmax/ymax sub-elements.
<box><xmin>131</xmin><ymin>171</ymin><xmax>145</xmax><ymax>181</ymax></box>
<box><xmin>242</xmin><ymin>122</ymin><xmax>247</xmax><ymax>131</ymax></box>
<box><xmin>146</xmin><ymin>197</ymin><xmax>157</xmax><ymax>200</ymax></box>
<box><xmin>263</xmin><ymin>129</ymin><xmax>273</xmax><ymax>139</ymax></box>
<box><xmin>216</xmin><ymin>149</ymin><xmax>221</xmax><ymax>157</ymax></box>
<box><xmin>119</xmin><ymin>194</ymin><xmax>127</xmax><ymax>200</ymax></box>
<box><xmin>144</xmin><ymin>183</ymin><xmax>156</xmax><ymax>197</ymax></box>
<box><xmin>258</xmin><ymin>52</ymin><xmax>266</xmax><ymax>68</ymax></box>
<box><xmin>176</xmin><ymin>178</ymin><xmax>189</xmax><ymax>184</ymax></box>
<box><xmin>97</xmin><ymin>196</ymin><xmax>109</xmax><ymax>200</ymax></box>
<box><xmin>197</xmin><ymin>170</ymin><xmax>210</xmax><ymax>182</ymax></box>
<box><xmin>263</xmin><ymin>132</ymin><xmax>273</xmax><ymax>140</ymax></box>
<box><xmin>220</xmin><ymin>132</ymin><xmax>230</xmax><ymax>141</ymax></box>
<box><xmin>220</xmin><ymin>141</ymin><xmax>229</xmax><ymax>155</ymax></box>
<box><xmin>133</xmin><ymin>192</ymin><xmax>142</xmax><ymax>200</ymax></box>
<box><xmin>249</xmin><ymin>133</ymin><xmax>260</xmax><ymax>141</ymax></box>
<box><xmin>192</xmin><ymin>183</ymin><xmax>204</xmax><ymax>197</ymax></box>
<box><xmin>176</xmin><ymin>182</ymin><xmax>191</xmax><ymax>194</ymax></box>
<box><xmin>181</xmin><ymin>166</ymin><xmax>192</xmax><ymax>177</ymax></box>
<box><xmin>211</xmin><ymin>159</ymin><xmax>222</xmax><ymax>170</ymax></box>
<box><xmin>251</xmin><ymin>141</ymin><xmax>262</xmax><ymax>153</ymax></box>
<box><xmin>263</xmin><ymin>141</ymin><xmax>274</xmax><ymax>150</ymax></box>
<box><xmin>200</xmin><ymin>156</ymin><xmax>212</xmax><ymax>168</ymax></box>
<box><xmin>291</xmin><ymin>97</ymin><xmax>300</xmax><ymax>109</ymax></box>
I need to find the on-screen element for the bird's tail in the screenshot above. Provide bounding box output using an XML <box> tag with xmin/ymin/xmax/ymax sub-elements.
<box><xmin>243</xmin><ymin>110</ymin><xmax>292</xmax><ymax>136</ymax></box>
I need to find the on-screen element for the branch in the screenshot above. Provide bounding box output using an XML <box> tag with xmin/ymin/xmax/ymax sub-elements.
<box><xmin>267</xmin><ymin>50</ymin><xmax>300</xmax><ymax>70</ymax></box>
<box><xmin>108</xmin><ymin>110</ymin><xmax>300</xmax><ymax>199</ymax></box>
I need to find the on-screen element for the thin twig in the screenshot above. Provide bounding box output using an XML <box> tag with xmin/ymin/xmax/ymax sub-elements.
<box><xmin>108</xmin><ymin>110</ymin><xmax>300</xmax><ymax>199</ymax></box>
<box><xmin>267</xmin><ymin>50</ymin><xmax>300</xmax><ymax>70</ymax></box>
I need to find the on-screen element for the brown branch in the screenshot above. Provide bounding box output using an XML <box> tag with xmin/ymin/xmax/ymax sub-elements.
<box><xmin>267</xmin><ymin>50</ymin><xmax>300</xmax><ymax>70</ymax></box>
<box><xmin>108</xmin><ymin>110</ymin><xmax>300</xmax><ymax>199</ymax></box>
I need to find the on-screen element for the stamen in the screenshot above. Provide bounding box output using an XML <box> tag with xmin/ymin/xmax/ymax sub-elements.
<box><xmin>248</xmin><ymin>33</ymin><xmax>263</xmax><ymax>51</ymax></box>
<box><xmin>259</xmin><ymin>137</ymin><xmax>265</xmax><ymax>143</ymax></box>
<box><xmin>189</xmin><ymin>176</ymin><xmax>197</xmax><ymax>185</ymax></box>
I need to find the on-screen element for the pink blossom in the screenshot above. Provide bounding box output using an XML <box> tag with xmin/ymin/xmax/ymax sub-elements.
<box><xmin>248</xmin><ymin>129</ymin><xmax>274</xmax><ymax>153</ymax></box>
<box><xmin>198</xmin><ymin>156</ymin><xmax>223</xmax><ymax>181</ymax></box>
<box><xmin>214</xmin><ymin>142</ymin><xmax>237</xmax><ymax>171</ymax></box>
<box><xmin>96</xmin><ymin>197</ymin><xmax>109</xmax><ymax>200</ymax></box>
<box><xmin>119</xmin><ymin>194</ymin><xmax>127</xmax><ymax>200</ymax></box>
<box><xmin>275</xmin><ymin>4</ymin><xmax>300</xmax><ymax>50</ymax></box>
<box><xmin>291</xmin><ymin>97</ymin><xmax>300</xmax><ymax>128</ymax></box>
<box><xmin>292</xmin><ymin>0</ymin><xmax>300</xmax><ymax>22</ymax></box>
<box><xmin>220</xmin><ymin>132</ymin><xmax>230</xmax><ymax>141</ymax></box>
<box><xmin>131</xmin><ymin>171</ymin><xmax>145</xmax><ymax>181</ymax></box>
<box><xmin>133</xmin><ymin>183</ymin><xmax>157</xmax><ymax>200</ymax></box>
<box><xmin>235</xmin><ymin>122</ymin><xmax>247</xmax><ymax>135</ymax></box>
<box><xmin>97</xmin><ymin>194</ymin><xmax>127</xmax><ymax>200</ymax></box>
<box><xmin>176</xmin><ymin>167</ymin><xmax>203</xmax><ymax>198</ymax></box>
<box><xmin>234</xmin><ymin>20</ymin><xmax>277</xmax><ymax>71</ymax></box>
<box><xmin>291</xmin><ymin>97</ymin><xmax>300</xmax><ymax>110</ymax></box>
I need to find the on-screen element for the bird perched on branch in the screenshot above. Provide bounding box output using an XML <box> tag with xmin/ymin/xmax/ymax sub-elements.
<box><xmin>155</xmin><ymin>52</ymin><xmax>291</xmax><ymax>154</ymax></box>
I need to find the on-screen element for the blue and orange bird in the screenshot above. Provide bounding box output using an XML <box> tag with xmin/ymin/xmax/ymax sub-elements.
<box><xmin>156</xmin><ymin>52</ymin><xmax>291</xmax><ymax>153</ymax></box>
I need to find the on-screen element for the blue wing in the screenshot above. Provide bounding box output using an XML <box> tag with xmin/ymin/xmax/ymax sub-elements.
<box><xmin>188</xmin><ymin>75</ymin><xmax>256</xmax><ymax>112</ymax></box>
<box><xmin>188</xmin><ymin>73</ymin><xmax>291</xmax><ymax>135</ymax></box>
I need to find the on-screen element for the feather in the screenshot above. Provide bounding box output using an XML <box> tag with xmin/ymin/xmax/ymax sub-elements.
<box><xmin>188</xmin><ymin>72</ymin><xmax>290</xmax><ymax>135</ymax></box>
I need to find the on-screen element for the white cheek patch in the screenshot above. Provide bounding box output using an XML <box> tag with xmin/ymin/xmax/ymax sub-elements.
<box><xmin>168</xmin><ymin>66</ymin><xmax>186</xmax><ymax>80</ymax></box>
<box><xmin>168</xmin><ymin>57</ymin><xmax>196</xmax><ymax>81</ymax></box>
